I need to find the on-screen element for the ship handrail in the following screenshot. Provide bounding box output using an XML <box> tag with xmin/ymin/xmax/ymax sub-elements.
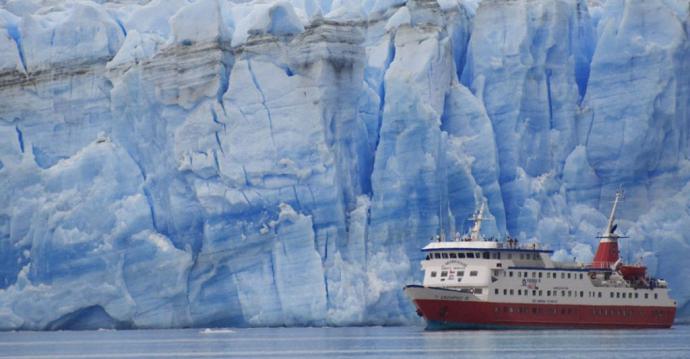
<box><xmin>421</xmin><ymin>247</ymin><xmax>554</xmax><ymax>253</ymax></box>
<box><xmin>405</xmin><ymin>284</ymin><xmax>484</xmax><ymax>294</ymax></box>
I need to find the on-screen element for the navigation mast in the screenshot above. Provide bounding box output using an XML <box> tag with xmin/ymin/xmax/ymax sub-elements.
<box><xmin>469</xmin><ymin>202</ymin><xmax>486</xmax><ymax>242</ymax></box>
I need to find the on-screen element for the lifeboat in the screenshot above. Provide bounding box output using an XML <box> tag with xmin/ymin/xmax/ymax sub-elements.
<box><xmin>619</xmin><ymin>264</ymin><xmax>647</xmax><ymax>281</ymax></box>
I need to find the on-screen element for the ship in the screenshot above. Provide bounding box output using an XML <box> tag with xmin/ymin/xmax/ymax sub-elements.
<box><xmin>403</xmin><ymin>191</ymin><xmax>676</xmax><ymax>329</ymax></box>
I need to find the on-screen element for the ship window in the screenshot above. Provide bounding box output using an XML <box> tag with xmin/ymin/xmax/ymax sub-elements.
<box><xmin>495</xmin><ymin>289</ymin><xmax>499</xmax><ymax>295</ymax></box>
<box><xmin>520</xmin><ymin>254</ymin><xmax>524</xmax><ymax>260</ymax></box>
<box><xmin>579</xmin><ymin>273</ymin><xmax>583</xmax><ymax>280</ymax></box>
<box><xmin>518</xmin><ymin>289</ymin><xmax>522</xmax><ymax>295</ymax></box>
<box><xmin>553</xmin><ymin>272</ymin><xmax>557</xmax><ymax>278</ymax></box>
<box><xmin>610</xmin><ymin>292</ymin><xmax>614</xmax><ymax>298</ymax></box>
<box><xmin>507</xmin><ymin>253</ymin><xmax>512</xmax><ymax>259</ymax></box>
<box><xmin>431</xmin><ymin>271</ymin><xmax>437</xmax><ymax>278</ymax></box>
<box><xmin>517</xmin><ymin>272</ymin><xmax>521</xmax><ymax>278</ymax></box>
<box><xmin>561</xmin><ymin>273</ymin><xmax>565</xmax><ymax>279</ymax></box>
<box><xmin>483</xmin><ymin>252</ymin><xmax>490</xmax><ymax>259</ymax></box>
<box><xmin>475</xmin><ymin>252</ymin><xmax>481</xmax><ymax>258</ymax></box>
<box><xmin>524</xmin><ymin>272</ymin><xmax>527</xmax><ymax>278</ymax></box>
<box><xmin>469</xmin><ymin>271</ymin><xmax>478</xmax><ymax>277</ymax></box>
<box><xmin>598</xmin><ymin>292</ymin><xmax>602</xmax><ymax>298</ymax></box>
<box><xmin>449</xmin><ymin>253</ymin><xmax>457</xmax><ymax>259</ymax></box>
<box><xmin>622</xmin><ymin>293</ymin><xmax>626</xmax><ymax>298</ymax></box>
<box><xmin>442</xmin><ymin>253</ymin><xmax>449</xmax><ymax>259</ymax></box>
<box><xmin>654</xmin><ymin>293</ymin><xmax>658</xmax><ymax>299</ymax></box>
<box><xmin>509</xmin><ymin>271</ymin><xmax>513</xmax><ymax>277</ymax></box>
<box><xmin>568</xmin><ymin>291</ymin><xmax>572</xmax><ymax>297</ymax></box>
<box><xmin>567</xmin><ymin>273</ymin><xmax>571</xmax><ymax>279</ymax></box>
<box><xmin>510</xmin><ymin>289</ymin><xmax>514</xmax><ymax>295</ymax></box>
<box><xmin>533</xmin><ymin>290</ymin><xmax>537</xmax><ymax>296</ymax></box>
<box><xmin>504</xmin><ymin>289</ymin><xmax>507</xmax><ymax>295</ymax></box>
<box><xmin>434</xmin><ymin>253</ymin><xmax>441</xmax><ymax>259</ymax></box>
<box><xmin>491</xmin><ymin>252</ymin><xmax>497</xmax><ymax>259</ymax></box>
<box><xmin>458</xmin><ymin>252</ymin><xmax>466</xmax><ymax>258</ymax></box>
<box><xmin>547</xmin><ymin>290</ymin><xmax>551</xmax><ymax>296</ymax></box>
<box><xmin>441</xmin><ymin>271</ymin><xmax>448</xmax><ymax>277</ymax></box>
<box><xmin>645</xmin><ymin>293</ymin><xmax>648</xmax><ymax>299</ymax></box>
<box><xmin>466</xmin><ymin>253</ymin><xmax>474</xmax><ymax>259</ymax></box>
<box><xmin>580</xmin><ymin>291</ymin><xmax>584</xmax><ymax>298</ymax></box>
<box><xmin>546</xmin><ymin>272</ymin><xmax>550</xmax><ymax>278</ymax></box>
<box><xmin>635</xmin><ymin>293</ymin><xmax>638</xmax><ymax>299</ymax></box>
<box><xmin>475</xmin><ymin>288</ymin><xmax>482</xmax><ymax>294</ymax></box>
<box><xmin>532</xmin><ymin>272</ymin><xmax>536</xmax><ymax>278</ymax></box>
<box><xmin>539</xmin><ymin>290</ymin><xmax>543</xmax><ymax>296</ymax></box>
<box><xmin>616</xmin><ymin>292</ymin><xmax>620</xmax><ymax>298</ymax></box>
<box><xmin>538</xmin><ymin>272</ymin><xmax>543</xmax><ymax>278</ymax></box>
<box><xmin>458</xmin><ymin>271</ymin><xmax>464</xmax><ymax>277</ymax></box>
<box><xmin>562</xmin><ymin>290</ymin><xmax>566</xmax><ymax>297</ymax></box>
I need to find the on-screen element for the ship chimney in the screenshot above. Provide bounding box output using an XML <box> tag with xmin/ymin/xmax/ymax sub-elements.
<box><xmin>591</xmin><ymin>190</ymin><xmax>623</xmax><ymax>269</ymax></box>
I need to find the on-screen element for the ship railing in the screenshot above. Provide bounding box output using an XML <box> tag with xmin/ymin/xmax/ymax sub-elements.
<box><xmin>495</xmin><ymin>240</ymin><xmax>542</xmax><ymax>250</ymax></box>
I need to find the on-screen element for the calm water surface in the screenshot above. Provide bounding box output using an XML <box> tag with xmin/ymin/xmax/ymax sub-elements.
<box><xmin>1</xmin><ymin>325</ymin><xmax>688</xmax><ymax>358</ymax></box>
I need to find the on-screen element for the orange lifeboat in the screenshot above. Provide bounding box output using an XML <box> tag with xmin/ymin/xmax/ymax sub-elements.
<box><xmin>619</xmin><ymin>265</ymin><xmax>646</xmax><ymax>281</ymax></box>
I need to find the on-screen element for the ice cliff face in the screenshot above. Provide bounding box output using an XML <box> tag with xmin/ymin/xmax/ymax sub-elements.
<box><xmin>0</xmin><ymin>0</ymin><xmax>689</xmax><ymax>329</ymax></box>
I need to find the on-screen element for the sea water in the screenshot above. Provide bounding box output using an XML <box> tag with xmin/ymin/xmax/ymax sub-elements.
<box><xmin>1</xmin><ymin>325</ymin><xmax>688</xmax><ymax>358</ymax></box>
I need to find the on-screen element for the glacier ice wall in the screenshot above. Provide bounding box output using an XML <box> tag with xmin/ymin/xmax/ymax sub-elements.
<box><xmin>0</xmin><ymin>0</ymin><xmax>689</xmax><ymax>329</ymax></box>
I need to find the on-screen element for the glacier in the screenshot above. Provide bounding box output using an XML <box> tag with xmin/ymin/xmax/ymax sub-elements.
<box><xmin>0</xmin><ymin>0</ymin><xmax>689</xmax><ymax>330</ymax></box>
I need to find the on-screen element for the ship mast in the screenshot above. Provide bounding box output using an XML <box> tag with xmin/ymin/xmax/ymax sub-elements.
<box><xmin>469</xmin><ymin>202</ymin><xmax>485</xmax><ymax>242</ymax></box>
<box><xmin>602</xmin><ymin>190</ymin><xmax>623</xmax><ymax>240</ymax></box>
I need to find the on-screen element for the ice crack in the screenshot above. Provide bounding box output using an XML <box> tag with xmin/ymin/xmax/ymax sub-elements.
<box><xmin>247</xmin><ymin>59</ymin><xmax>276</xmax><ymax>148</ymax></box>
<box><xmin>15</xmin><ymin>126</ymin><xmax>24</xmax><ymax>153</ymax></box>
<box><xmin>6</xmin><ymin>24</ymin><xmax>27</xmax><ymax>73</ymax></box>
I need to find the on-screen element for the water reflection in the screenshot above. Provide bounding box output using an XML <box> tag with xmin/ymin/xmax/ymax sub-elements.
<box><xmin>0</xmin><ymin>325</ymin><xmax>687</xmax><ymax>358</ymax></box>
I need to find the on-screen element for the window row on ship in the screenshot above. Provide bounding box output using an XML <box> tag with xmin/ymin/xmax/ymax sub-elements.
<box><xmin>430</xmin><ymin>270</ymin><xmax>475</xmax><ymax>281</ymax></box>
<box><xmin>429</xmin><ymin>269</ymin><xmax>588</xmax><ymax>283</ymax></box>
<box><xmin>504</xmin><ymin>270</ymin><xmax>584</xmax><ymax>280</ymax></box>
<box><xmin>426</xmin><ymin>251</ymin><xmax>541</xmax><ymax>260</ymax></box>
<box><xmin>493</xmin><ymin>288</ymin><xmax>659</xmax><ymax>300</ymax></box>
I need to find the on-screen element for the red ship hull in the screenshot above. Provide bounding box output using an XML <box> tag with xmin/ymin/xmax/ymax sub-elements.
<box><xmin>411</xmin><ymin>298</ymin><xmax>675</xmax><ymax>329</ymax></box>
